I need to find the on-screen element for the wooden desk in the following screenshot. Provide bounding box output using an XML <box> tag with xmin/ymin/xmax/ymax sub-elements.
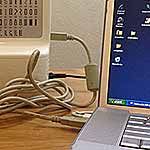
<box><xmin>0</xmin><ymin>69</ymin><xmax>96</xmax><ymax>150</ymax></box>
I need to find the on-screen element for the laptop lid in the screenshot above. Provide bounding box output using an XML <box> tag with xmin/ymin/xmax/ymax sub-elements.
<box><xmin>99</xmin><ymin>0</ymin><xmax>150</xmax><ymax>114</ymax></box>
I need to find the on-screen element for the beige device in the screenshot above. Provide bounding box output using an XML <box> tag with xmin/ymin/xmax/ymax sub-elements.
<box><xmin>0</xmin><ymin>0</ymin><xmax>51</xmax><ymax>88</ymax></box>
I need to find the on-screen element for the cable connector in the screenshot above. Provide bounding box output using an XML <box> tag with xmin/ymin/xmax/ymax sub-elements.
<box><xmin>50</xmin><ymin>32</ymin><xmax>99</xmax><ymax>92</ymax></box>
<box><xmin>59</xmin><ymin>116</ymin><xmax>87</xmax><ymax>128</ymax></box>
<box><xmin>51</xmin><ymin>32</ymin><xmax>68</xmax><ymax>41</ymax></box>
<box><xmin>50</xmin><ymin>32</ymin><xmax>92</xmax><ymax>64</ymax></box>
<box><xmin>22</xmin><ymin>111</ymin><xmax>87</xmax><ymax>128</ymax></box>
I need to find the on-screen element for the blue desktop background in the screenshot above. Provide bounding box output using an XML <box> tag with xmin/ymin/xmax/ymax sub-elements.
<box><xmin>108</xmin><ymin>0</ymin><xmax>150</xmax><ymax>107</ymax></box>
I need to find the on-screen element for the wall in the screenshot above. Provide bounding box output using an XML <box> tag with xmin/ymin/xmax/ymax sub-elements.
<box><xmin>50</xmin><ymin>0</ymin><xmax>105</xmax><ymax>68</ymax></box>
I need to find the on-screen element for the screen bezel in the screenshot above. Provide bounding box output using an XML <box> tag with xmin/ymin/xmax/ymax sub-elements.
<box><xmin>99</xmin><ymin>0</ymin><xmax>150</xmax><ymax>114</ymax></box>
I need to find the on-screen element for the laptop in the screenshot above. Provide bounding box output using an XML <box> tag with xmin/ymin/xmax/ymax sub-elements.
<box><xmin>72</xmin><ymin>0</ymin><xmax>150</xmax><ymax>149</ymax></box>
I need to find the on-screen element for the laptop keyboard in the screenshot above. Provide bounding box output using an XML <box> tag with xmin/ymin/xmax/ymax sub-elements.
<box><xmin>120</xmin><ymin>114</ymin><xmax>150</xmax><ymax>149</ymax></box>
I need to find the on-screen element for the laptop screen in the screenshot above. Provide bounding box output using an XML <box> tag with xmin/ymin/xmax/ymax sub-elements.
<box><xmin>107</xmin><ymin>0</ymin><xmax>150</xmax><ymax>108</ymax></box>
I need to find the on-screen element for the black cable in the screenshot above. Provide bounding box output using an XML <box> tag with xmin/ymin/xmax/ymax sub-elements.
<box><xmin>65</xmin><ymin>74</ymin><xmax>86</xmax><ymax>79</ymax></box>
<box><xmin>49</xmin><ymin>72</ymin><xmax>86</xmax><ymax>79</ymax></box>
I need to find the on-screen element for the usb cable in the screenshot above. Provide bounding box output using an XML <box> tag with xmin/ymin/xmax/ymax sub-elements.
<box><xmin>0</xmin><ymin>50</ymin><xmax>97</xmax><ymax>115</ymax></box>
<box><xmin>51</xmin><ymin>32</ymin><xmax>92</xmax><ymax>64</ymax></box>
<box><xmin>18</xmin><ymin>111</ymin><xmax>87</xmax><ymax>128</ymax></box>
<box><xmin>51</xmin><ymin>32</ymin><xmax>99</xmax><ymax>92</ymax></box>
<box><xmin>0</xmin><ymin>33</ymin><xmax>99</xmax><ymax>128</ymax></box>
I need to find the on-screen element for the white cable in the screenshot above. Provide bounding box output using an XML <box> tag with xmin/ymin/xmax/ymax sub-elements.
<box><xmin>51</xmin><ymin>32</ymin><xmax>99</xmax><ymax>92</ymax></box>
<box><xmin>67</xmin><ymin>34</ymin><xmax>92</xmax><ymax>64</ymax></box>
<box><xmin>0</xmin><ymin>50</ymin><xmax>97</xmax><ymax>116</ymax></box>
<box><xmin>0</xmin><ymin>31</ymin><xmax>99</xmax><ymax>128</ymax></box>
<box><xmin>51</xmin><ymin>32</ymin><xmax>92</xmax><ymax>64</ymax></box>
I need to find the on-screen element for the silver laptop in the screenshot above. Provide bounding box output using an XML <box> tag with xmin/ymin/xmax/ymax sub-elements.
<box><xmin>72</xmin><ymin>0</ymin><xmax>150</xmax><ymax>149</ymax></box>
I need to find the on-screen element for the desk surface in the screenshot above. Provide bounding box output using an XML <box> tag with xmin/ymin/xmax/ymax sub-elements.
<box><xmin>0</xmin><ymin>69</ymin><xmax>96</xmax><ymax>150</ymax></box>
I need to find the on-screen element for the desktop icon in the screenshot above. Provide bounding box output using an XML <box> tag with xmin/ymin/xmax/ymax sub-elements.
<box><xmin>116</xmin><ymin>17</ymin><xmax>124</xmax><ymax>27</ymax></box>
<box><xmin>146</xmin><ymin>3</ymin><xmax>150</xmax><ymax>9</ymax></box>
<box><xmin>117</xmin><ymin>17</ymin><xmax>124</xmax><ymax>23</ymax></box>
<box><xmin>145</xmin><ymin>17</ymin><xmax>150</xmax><ymax>24</ymax></box>
<box><xmin>116</xmin><ymin>43</ymin><xmax>122</xmax><ymax>49</ymax></box>
<box><xmin>116</xmin><ymin>30</ymin><xmax>123</xmax><ymax>36</ymax></box>
<box><xmin>117</xmin><ymin>4</ymin><xmax>125</xmax><ymax>14</ymax></box>
<box><xmin>118</xmin><ymin>4</ymin><xmax>124</xmax><ymax>10</ymax></box>
<box><xmin>115</xmin><ymin>57</ymin><xmax>121</xmax><ymax>63</ymax></box>
<box><xmin>130</xmin><ymin>31</ymin><xmax>137</xmax><ymax>36</ymax></box>
<box><xmin>127</xmin><ymin>30</ymin><xmax>138</xmax><ymax>40</ymax></box>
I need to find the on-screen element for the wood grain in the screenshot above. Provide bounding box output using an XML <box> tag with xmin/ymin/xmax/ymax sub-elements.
<box><xmin>0</xmin><ymin>69</ymin><xmax>95</xmax><ymax>150</ymax></box>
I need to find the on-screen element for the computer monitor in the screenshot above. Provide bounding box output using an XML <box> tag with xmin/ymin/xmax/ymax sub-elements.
<box><xmin>99</xmin><ymin>0</ymin><xmax>150</xmax><ymax>114</ymax></box>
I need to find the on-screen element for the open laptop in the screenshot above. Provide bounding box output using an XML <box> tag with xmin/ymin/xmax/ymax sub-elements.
<box><xmin>72</xmin><ymin>0</ymin><xmax>150</xmax><ymax>149</ymax></box>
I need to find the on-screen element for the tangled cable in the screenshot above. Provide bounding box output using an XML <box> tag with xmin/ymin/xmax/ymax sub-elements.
<box><xmin>0</xmin><ymin>50</ymin><xmax>97</xmax><ymax>117</ymax></box>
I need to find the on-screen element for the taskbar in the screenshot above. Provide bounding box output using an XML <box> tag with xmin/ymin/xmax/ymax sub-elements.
<box><xmin>108</xmin><ymin>98</ymin><xmax>150</xmax><ymax>108</ymax></box>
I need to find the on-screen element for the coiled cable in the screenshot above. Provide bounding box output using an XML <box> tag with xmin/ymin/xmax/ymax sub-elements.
<box><xmin>0</xmin><ymin>50</ymin><xmax>97</xmax><ymax>118</ymax></box>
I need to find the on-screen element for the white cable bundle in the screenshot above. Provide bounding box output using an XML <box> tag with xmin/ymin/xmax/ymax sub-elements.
<box><xmin>0</xmin><ymin>50</ymin><xmax>97</xmax><ymax>117</ymax></box>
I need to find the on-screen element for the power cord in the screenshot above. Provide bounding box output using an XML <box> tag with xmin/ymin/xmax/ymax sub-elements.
<box><xmin>48</xmin><ymin>72</ymin><xmax>86</xmax><ymax>79</ymax></box>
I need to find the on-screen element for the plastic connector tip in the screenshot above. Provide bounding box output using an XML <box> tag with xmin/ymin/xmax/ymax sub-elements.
<box><xmin>50</xmin><ymin>32</ymin><xmax>68</xmax><ymax>41</ymax></box>
<box><xmin>60</xmin><ymin>116</ymin><xmax>87</xmax><ymax>128</ymax></box>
